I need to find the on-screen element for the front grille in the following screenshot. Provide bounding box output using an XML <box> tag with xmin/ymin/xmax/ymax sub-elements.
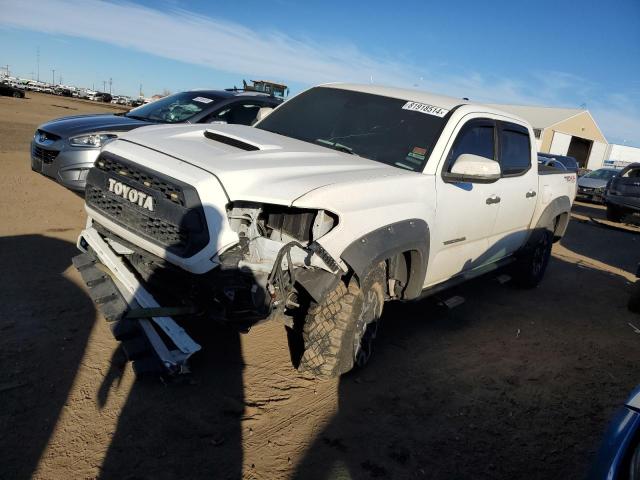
<box><xmin>86</xmin><ymin>152</ymin><xmax>209</xmax><ymax>258</ymax></box>
<box><xmin>95</xmin><ymin>155</ymin><xmax>185</xmax><ymax>206</ymax></box>
<box><xmin>86</xmin><ymin>187</ymin><xmax>189</xmax><ymax>250</ymax></box>
<box><xmin>33</xmin><ymin>145</ymin><xmax>59</xmax><ymax>164</ymax></box>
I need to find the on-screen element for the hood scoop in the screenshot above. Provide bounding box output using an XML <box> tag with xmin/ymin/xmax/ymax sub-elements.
<box><xmin>204</xmin><ymin>129</ymin><xmax>260</xmax><ymax>151</ymax></box>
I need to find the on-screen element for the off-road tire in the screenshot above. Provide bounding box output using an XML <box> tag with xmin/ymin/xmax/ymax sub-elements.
<box><xmin>629</xmin><ymin>282</ymin><xmax>640</xmax><ymax>314</ymax></box>
<box><xmin>606</xmin><ymin>204</ymin><xmax>625</xmax><ymax>222</ymax></box>
<box><xmin>298</xmin><ymin>267</ymin><xmax>385</xmax><ymax>379</ymax></box>
<box><xmin>513</xmin><ymin>229</ymin><xmax>553</xmax><ymax>288</ymax></box>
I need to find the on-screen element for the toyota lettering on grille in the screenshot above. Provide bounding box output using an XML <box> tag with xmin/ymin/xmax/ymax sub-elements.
<box><xmin>107</xmin><ymin>178</ymin><xmax>154</xmax><ymax>211</ymax></box>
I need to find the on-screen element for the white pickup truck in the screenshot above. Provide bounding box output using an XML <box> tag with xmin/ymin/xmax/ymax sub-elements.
<box><xmin>74</xmin><ymin>83</ymin><xmax>576</xmax><ymax>378</ymax></box>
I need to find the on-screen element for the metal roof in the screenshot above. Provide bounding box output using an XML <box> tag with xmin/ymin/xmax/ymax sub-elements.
<box><xmin>484</xmin><ymin>104</ymin><xmax>584</xmax><ymax>129</ymax></box>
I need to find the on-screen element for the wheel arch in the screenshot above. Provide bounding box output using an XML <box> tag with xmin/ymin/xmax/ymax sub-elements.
<box><xmin>340</xmin><ymin>219</ymin><xmax>430</xmax><ymax>300</ymax></box>
<box><xmin>534</xmin><ymin>195</ymin><xmax>572</xmax><ymax>242</ymax></box>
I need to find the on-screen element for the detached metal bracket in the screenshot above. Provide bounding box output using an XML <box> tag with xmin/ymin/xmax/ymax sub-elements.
<box><xmin>77</xmin><ymin>227</ymin><xmax>201</xmax><ymax>373</ymax></box>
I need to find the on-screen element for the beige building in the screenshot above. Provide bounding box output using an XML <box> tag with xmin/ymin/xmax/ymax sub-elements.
<box><xmin>487</xmin><ymin>104</ymin><xmax>608</xmax><ymax>170</ymax></box>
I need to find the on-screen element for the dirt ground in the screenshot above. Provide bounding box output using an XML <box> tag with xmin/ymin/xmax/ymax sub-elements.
<box><xmin>1</xmin><ymin>93</ymin><xmax>639</xmax><ymax>480</ymax></box>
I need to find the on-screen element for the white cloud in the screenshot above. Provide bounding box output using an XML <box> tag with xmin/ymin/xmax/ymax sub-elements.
<box><xmin>0</xmin><ymin>0</ymin><xmax>638</xmax><ymax>145</ymax></box>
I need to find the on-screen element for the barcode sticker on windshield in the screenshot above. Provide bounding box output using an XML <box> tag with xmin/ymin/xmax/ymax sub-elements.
<box><xmin>192</xmin><ymin>96</ymin><xmax>214</xmax><ymax>104</ymax></box>
<box><xmin>402</xmin><ymin>101</ymin><xmax>449</xmax><ymax>117</ymax></box>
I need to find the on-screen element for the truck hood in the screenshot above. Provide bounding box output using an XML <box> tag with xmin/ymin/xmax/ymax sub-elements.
<box><xmin>117</xmin><ymin>123</ymin><xmax>412</xmax><ymax>205</ymax></box>
<box><xmin>38</xmin><ymin>113</ymin><xmax>152</xmax><ymax>138</ymax></box>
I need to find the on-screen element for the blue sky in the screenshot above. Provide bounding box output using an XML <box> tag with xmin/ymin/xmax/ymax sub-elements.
<box><xmin>1</xmin><ymin>0</ymin><xmax>638</xmax><ymax>145</ymax></box>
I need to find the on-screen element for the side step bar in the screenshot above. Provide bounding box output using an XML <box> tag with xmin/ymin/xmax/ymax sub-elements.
<box><xmin>75</xmin><ymin>227</ymin><xmax>201</xmax><ymax>375</ymax></box>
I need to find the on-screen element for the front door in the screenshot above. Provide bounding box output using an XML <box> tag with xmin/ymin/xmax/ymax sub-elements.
<box><xmin>426</xmin><ymin>118</ymin><xmax>501</xmax><ymax>287</ymax></box>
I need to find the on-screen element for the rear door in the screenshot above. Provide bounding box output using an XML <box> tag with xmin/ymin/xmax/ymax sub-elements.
<box><xmin>488</xmin><ymin>121</ymin><xmax>538</xmax><ymax>257</ymax></box>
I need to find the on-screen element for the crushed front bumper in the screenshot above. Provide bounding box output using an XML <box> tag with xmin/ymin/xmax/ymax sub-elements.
<box><xmin>75</xmin><ymin>226</ymin><xmax>201</xmax><ymax>375</ymax></box>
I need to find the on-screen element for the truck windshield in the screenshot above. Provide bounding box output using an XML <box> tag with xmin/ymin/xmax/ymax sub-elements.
<box><xmin>256</xmin><ymin>87</ymin><xmax>449</xmax><ymax>172</ymax></box>
<box><xmin>125</xmin><ymin>92</ymin><xmax>221</xmax><ymax>123</ymax></box>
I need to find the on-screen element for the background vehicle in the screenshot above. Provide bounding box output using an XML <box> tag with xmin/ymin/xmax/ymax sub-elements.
<box><xmin>589</xmin><ymin>385</ymin><xmax>640</xmax><ymax>479</ymax></box>
<box><xmin>630</xmin><ymin>264</ymin><xmax>640</xmax><ymax>314</ymax></box>
<box><xmin>73</xmin><ymin>83</ymin><xmax>575</xmax><ymax>378</ymax></box>
<box><xmin>605</xmin><ymin>163</ymin><xmax>640</xmax><ymax>222</ymax></box>
<box><xmin>0</xmin><ymin>82</ymin><xmax>25</xmax><ymax>98</ymax></box>
<box><xmin>31</xmin><ymin>89</ymin><xmax>283</xmax><ymax>191</ymax></box>
<box><xmin>577</xmin><ymin>167</ymin><xmax>619</xmax><ymax>203</ymax></box>
<box><xmin>538</xmin><ymin>152</ymin><xmax>578</xmax><ymax>172</ymax></box>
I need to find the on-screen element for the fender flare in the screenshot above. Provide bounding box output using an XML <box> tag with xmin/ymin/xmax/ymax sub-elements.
<box><xmin>520</xmin><ymin>195</ymin><xmax>571</xmax><ymax>252</ymax></box>
<box><xmin>535</xmin><ymin>195</ymin><xmax>571</xmax><ymax>239</ymax></box>
<box><xmin>341</xmin><ymin>219</ymin><xmax>429</xmax><ymax>300</ymax></box>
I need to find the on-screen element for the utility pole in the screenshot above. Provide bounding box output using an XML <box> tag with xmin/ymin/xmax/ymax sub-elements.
<box><xmin>52</xmin><ymin>69</ymin><xmax>55</xmax><ymax>85</ymax></box>
<box><xmin>2</xmin><ymin>64</ymin><xmax>9</xmax><ymax>78</ymax></box>
<box><xmin>109</xmin><ymin>77</ymin><xmax>112</xmax><ymax>94</ymax></box>
<box><xmin>36</xmin><ymin>47</ymin><xmax>40</xmax><ymax>82</ymax></box>
<box><xmin>139</xmin><ymin>83</ymin><xmax>142</xmax><ymax>98</ymax></box>
<box><xmin>102</xmin><ymin>80</ymin><xmax>106</xmax><ymax>92</ymax></box>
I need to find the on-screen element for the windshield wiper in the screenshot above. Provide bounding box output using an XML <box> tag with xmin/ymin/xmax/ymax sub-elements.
<box><xmin>315</xmin><ymin>138</ymin><xmax>355</xmax><ymax>155</ymax></box>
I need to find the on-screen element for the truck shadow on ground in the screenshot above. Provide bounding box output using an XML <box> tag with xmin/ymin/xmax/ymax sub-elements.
<box><xmin>97</xmin><ymin>323</ymin><xmax>246</xmax><ymax>480</ymax></box>
<box><xmin>561</xmin><ymin>213</ymin><xmax>639</xmax><ymax>275</ymax></box>
<box><xmin>0</xmin><ymin>234</ymin><xmax>97</xmax><ymax>480</ymax></box>
<box><xmin>293</xmin><ymin>255</ymin><xmax>640</xmax><ymax>480</ymax></box>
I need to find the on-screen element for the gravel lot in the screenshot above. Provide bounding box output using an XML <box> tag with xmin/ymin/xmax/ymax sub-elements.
<box><xmin>1</xmin><ymin>93</ymin><xmax>639</xmax><ymax>480</ymax></box>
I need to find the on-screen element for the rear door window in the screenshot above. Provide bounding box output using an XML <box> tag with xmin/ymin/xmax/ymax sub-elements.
<box><xmin>499</xmin><ymin>123</ymin><xmax>531</xmax><ymax>176</ymax></box>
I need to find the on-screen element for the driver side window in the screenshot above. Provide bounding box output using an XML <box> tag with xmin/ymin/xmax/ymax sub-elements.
<box><xmin>446</xmin><ymin>121</ymin><xmax>496</xmax><ymax>172</ymax></box>
<box><xmin>206</xmin><ymin>102</ymin><xmax>263</xmax><ymax>126</ymax></box>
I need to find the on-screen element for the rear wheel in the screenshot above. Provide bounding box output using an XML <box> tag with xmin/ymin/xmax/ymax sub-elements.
<box><xmin>513</xmin><ymin>229</ymin><xmax>553</xmax><ymax>288</ymax></box>
<box><xmin>298</xmin><ymin>265</ymin><xmax>385</xmax><ymax>379</ymax></box>
<box><xmin>12</xmin><ymin>91</ymin><xmax>20</xmax><ymax>98</ymax></box>
<box><xmin>606</xmin><ymin>204</ymin><xmax>625</xmax><ymax>222</ymax></box>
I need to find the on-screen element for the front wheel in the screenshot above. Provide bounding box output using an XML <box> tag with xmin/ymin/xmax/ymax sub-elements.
<box><xmin>606</xmin><ymin>204</ymin><xmax>625</xmax><ymax>222</ymax></box>
<box><xmin>513</xmin><ymin>229</ymin><xmax>553</xmax><ymax>288</ymax></box>
<box><xmin>298</xmin><ymin>266</ymin><xmax>385</xmax><ymax>379</ymax></box>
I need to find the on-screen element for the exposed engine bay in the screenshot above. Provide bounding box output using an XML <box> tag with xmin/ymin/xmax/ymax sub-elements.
<box><xmin>96</xmin><ymin>202</ymin><xmax>341</xmax><ymax>331</ymax></box>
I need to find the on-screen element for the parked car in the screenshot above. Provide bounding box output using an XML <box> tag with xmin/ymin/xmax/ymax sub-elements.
<box><xmin>605</xmin><ymin>163</ymin><xmax>640</xmax><ymax>222</ymax></box>
<box><xmin>31</xmin><ymin>89</ymin><xmax>283</xmax><ymax>191</ymax></box>
<box><xmin>0</xmin><ymin>82</ymin><xmax>26</xmax><ymax>98</ymax></box>
<box><xmin>589</xmin><ymin>385</ymin><xmax>640</xmax><ymax>479</ymax></box>
<box><xmin>630</xmin><ymin>263</ymin><xmax>640</xmax><ymax>314</ymax></box>
<box><xmin>577</xmin><ymin>167</ymin><xmax>620</xmax><ymax>203</ymax></box>
<box><xmin>73</xmin><ymin>83</ymin><xmax>576</xmax><ymax>376</ymax></box>
<box><xmin>92</xmin><ymin>92</ymin><xmax>112</xmax><ymax>103</ymax></box>
<box><xmin>537</xmin><ymin>152</ymin><xmax>578</xmax><ymax>172</ymax></box>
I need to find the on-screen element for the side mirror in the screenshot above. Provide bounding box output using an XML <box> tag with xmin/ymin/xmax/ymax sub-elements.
<box><xmin>444</xmin><ymin>153</ymin><xmax>501</xmax><ymax>183</ymax></box>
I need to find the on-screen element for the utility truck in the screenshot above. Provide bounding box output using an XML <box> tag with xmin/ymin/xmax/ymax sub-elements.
<box><xmin>74</xmin><ymin>84</ymin><xmax>576</xmax><ymax>377</ymax></box>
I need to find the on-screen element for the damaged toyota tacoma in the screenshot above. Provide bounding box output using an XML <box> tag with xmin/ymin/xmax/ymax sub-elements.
<box><xmin>74</xmin><ymin>84</ymin><xmax>576</xmax><ymax>378</ymax></box>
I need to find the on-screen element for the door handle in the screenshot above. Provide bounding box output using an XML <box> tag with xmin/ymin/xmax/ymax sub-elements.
<box><xmin>526</xmin><ymin>190</ymin><xmax>537</xmax><ymax>198</ymax></box>
<box><xmin>486</xmin><ymin>195</ymin><xmax>501</xmax><ymax>205</ymax></box>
